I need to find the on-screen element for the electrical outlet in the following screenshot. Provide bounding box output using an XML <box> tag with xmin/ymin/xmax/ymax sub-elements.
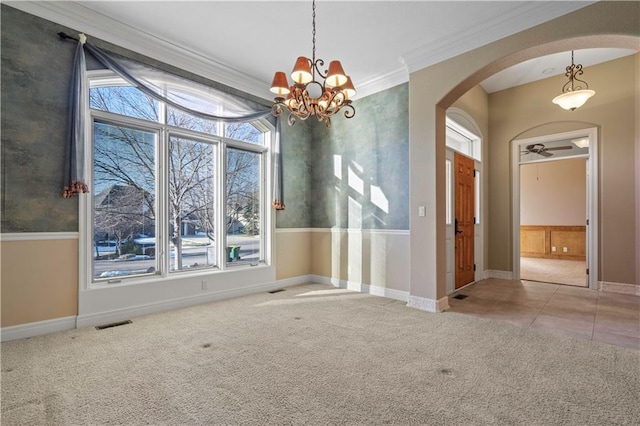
<box><xmin>551</xmin><ymin>246</ymin><xmax>557</xmax><ymax>252</ymax></box>
<box><xmin>563</xmin><ymin>247</ymin><xmax>568</xmax><ymax>253</ymax></box>
<box><xmin>201</xmin><ymin>280</ymin><xmax>208</xmax><ymax>290</ymax></box>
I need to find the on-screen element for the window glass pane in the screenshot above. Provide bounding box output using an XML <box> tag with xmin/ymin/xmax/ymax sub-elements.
<box><xmin>93</xmin><ymin>122</ymin><xmax>157</xmax><ymax>279</ymax></box>
<box><xmin>90</xmin><ymin>86</ymin><xmax>159</xmax><ymax>121</ymax></box>
<box><xmin>225</xmin><ymin>122</ymin><xmax>263</xmax><ymax>145</ymax></box>
<box><xmin>167</xmin><ymin>107</ymin><xmax>220</xmax><ymax>135</ymax></box>
<box><xmin>169</xmin><ymin>136</ymin><xmax>217</xmax><ymax>271</ymax></box>
<box><xmin>226</xmin><ymin>148</ymin><xmax>261</xmax><ymax>265</ymax></box>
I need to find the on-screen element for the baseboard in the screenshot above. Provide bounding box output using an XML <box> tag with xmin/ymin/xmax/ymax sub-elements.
<box><xmin>484</xmin><ymin>269</ymin><xmax>514</xmax><ymax>280</ymax></box>
<box><xmin>2</xmin><ymin>276</ymin><xmax>313</xmax><ymax>342</ymax></box>
<box><xmin>598</xmin><ymin>281</ymin><xmax>640</xmax><ymax>296</ymax></box>
<box><xmin>1</xmin><ymin>316</ymin><xmax>77</xmax><ymax>342</ymax></box>
<box><xmin>77</xmin><ymin>276</ymin><xmax>311</xmax><ymax>329</ymax></box>
<box><xmin>309</xmin><ymin>274</ymin><xmax>409</xmax><ymax>302</ymax></box>
<box><xmin>406</xmin><ymin>295</ymin><xmax>450</xmax><ymax>313</ymax></box>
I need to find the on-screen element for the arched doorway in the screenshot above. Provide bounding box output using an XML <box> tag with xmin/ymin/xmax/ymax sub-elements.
<box><xmin>406</xmin><ymin>1</ymin><xmax>639</xmax><ymax>311</ymax></box>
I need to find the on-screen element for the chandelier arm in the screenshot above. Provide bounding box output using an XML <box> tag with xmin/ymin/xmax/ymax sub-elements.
<box><xmin>295</xmin><ymin>89</ymin><xmax>314</xmax><ymax>120</ymax></box>
<box><xmin>312</xmin><ymin>59</ymin><xmax>328</xmax><ymax>79</ymax></box>
<box><xmin>342</xmin><ymin>104</ymin><xmax>356</xmax><ymax>119</ymax></box>
<box><xmin>271</xmin><ymin>102</ymin><xmax>284</xmax><ymax>117</ymax></box>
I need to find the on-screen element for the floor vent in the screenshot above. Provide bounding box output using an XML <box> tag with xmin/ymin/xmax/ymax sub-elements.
<box><xmin>95</xmin><ymin>320</ymin><xmax>132</xmax><ymax>330</ymax></box>
<box><xmin>453</xmin><ymin>294</ymin><xmax>468</xmax><ymax>300</ymax></box>
<box><xmin>268</xmin><ymin>288</ymin><xmax>285</xmax><ymax>294</ymax></box>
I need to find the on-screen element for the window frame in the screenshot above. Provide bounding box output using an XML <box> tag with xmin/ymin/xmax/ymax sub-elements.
<box><xmin>80</xmin><ymin>70</ymin><xmax>273</xmax><ymax>290</ymax></box>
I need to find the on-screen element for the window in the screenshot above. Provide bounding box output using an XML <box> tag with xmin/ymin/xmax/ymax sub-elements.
<box><xmin>87</xmin><ymin>73</ymin><xmax>271</xmax><ymax>284</ymax></box>
<box><xmin>445</xmin><ymin>117</ymin><xmax>481</xmax><ymax>161</ymax></box>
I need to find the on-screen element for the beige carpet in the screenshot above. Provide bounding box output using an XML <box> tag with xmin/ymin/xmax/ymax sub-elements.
<box><xmin>2</xmin><ymin>283</ymin><xmax>639</xmax><ymax>425</ymax></box>
<box><xmin>521</xmin><ymin>257</ymin><xmax>587</xmax><ymax>286</ymax></box>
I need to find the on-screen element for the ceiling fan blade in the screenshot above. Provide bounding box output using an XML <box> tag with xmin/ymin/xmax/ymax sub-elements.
<box><xmin>539</xmin><ymin>151</ymin><xmax>553</xmax><ymax>157</ymax></box>
<box><xmin>545</xmin><ymin>146</ymin><xmax>573</xmax><ymax>151</ymax></box>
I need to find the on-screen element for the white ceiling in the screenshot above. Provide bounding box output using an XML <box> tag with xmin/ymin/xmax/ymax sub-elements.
<box><xmin>9</xmin><ymin>1</ymin><xmax>637</xmax><ymax>99</ymax></box>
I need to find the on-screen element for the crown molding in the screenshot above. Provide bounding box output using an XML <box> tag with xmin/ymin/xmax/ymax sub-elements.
<box><xmin>5</xmin><ymin>1</ymin><xmax>271</xmax><ymax>101</ymax></box>
<box><xmin>354</xmin><ymin>66</ymin><xmax>409</xmax><ymax>99</ymax></box>
<box><xmin>400</xmin><ymin>1</ymin><xmax>592</xmax><ymax>74</ymax></box>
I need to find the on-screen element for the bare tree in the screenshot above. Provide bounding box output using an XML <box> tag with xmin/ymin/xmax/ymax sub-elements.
<box><xmin>94</xmin><ymin>185</ymin><xmax>152</xmax><ymax>256</ymax></box>
<box><xmin>91</xmin><ymin>86</ymin><xmax>262</xmax><ymax>270</ymax></box>
<box><xmin>168</xmin><ymin>133</ymin><xmax>215</xmax><ymax>270</ymax></box>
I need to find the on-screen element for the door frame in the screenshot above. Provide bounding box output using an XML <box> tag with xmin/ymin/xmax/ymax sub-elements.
<box><xmin>511</xmin><ymin>127</ymin><xmax>598</xmax><ymax>289</ymax></box>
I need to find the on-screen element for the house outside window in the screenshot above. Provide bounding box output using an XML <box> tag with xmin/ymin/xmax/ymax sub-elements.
<box><xmin>85</xmin><ymin>72</ymin><xmax>271</xmax><ymax>286</ymax></box>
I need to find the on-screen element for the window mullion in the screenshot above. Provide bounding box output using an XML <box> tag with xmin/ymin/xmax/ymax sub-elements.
<box><xmin>218</xmin><ymin>141</ymin><xmax>227</xmax><ymax>269</ymax></box>
<box><xmin>158</xmin><ymin>127</ymin><xmax>168</xmax><ymax>278</ymax></box>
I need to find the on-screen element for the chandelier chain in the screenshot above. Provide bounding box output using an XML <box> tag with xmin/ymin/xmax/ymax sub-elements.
<box><xmin>312</xmin><ymin>0</ymin><xmax>316</xmax><ymax>64</ymax></box>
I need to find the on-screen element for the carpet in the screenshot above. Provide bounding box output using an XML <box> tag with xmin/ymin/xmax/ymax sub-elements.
<box><xmin>521</xmin><ymin>257</ymin><xmax>587</xmax><ymax>287</ymax></box>
<box><xmin>2</xmin><ymin>283</ymin><xmax>639</xmax><ymax>425</ymax></box>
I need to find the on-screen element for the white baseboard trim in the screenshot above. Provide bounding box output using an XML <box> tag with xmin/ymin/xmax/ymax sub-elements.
<box><xmin>309</xmin><ymin>274</ymin><xmax>409</xmax><ymax>302</ymax></box>
<box><xmin>2</xmin><ymin>276</ymin><xmax>313</xmax><ymax>342</ymax></box>
<box><xmin>598</xmin><ymin>281</ymin><xmax>640</xmax><ymax>296</ymax></box>
<box><xmin>1</xmin><ymin>316</ymin><xmax>77</xmax><ymax>342</ymax></box>
<box><xmin>484</xmin><ymin>269</ymin><xmax>514</xmax><ymax>280</ymax></box>
<box><xmin>77</xmin><ymin>276</ymin><xmax>310</xmax><ymax>329</ymax></box>
<box><xmin>406</xmin><ymin>295</ymin><xmax>450</xmax><ymax>313</ymax></box>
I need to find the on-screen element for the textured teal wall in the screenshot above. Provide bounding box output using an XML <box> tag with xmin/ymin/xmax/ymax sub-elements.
<box><xmin>274</xmin><ymin>120</ymin><xmax>312</xmax><ymax>228</ymax></box>
<box><xmin>1</xmin><ymin>5</ymin><xmax>79</xmax><ymax>232</ymax></box>
<box><xmin>308</xmin><ymin>84</ymin><xmax>409</xmax><ymax>230</ymax></box>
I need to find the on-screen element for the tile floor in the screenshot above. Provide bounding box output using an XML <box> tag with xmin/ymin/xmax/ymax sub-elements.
<box><xmin>448</xmin><ymin>278</ymin><xmax>640</xmax><ymax>350</ymax></box>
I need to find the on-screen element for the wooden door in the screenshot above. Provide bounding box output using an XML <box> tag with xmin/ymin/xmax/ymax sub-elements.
<box><xmin>455</xmin><ymin>152</ymin><xmax>475</xmax><ymax>289</ymax></box>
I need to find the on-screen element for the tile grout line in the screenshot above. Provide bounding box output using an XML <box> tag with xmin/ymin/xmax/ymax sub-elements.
<box><xmin>525</xmin><ymin>283</ymin><xmax>561</xmax><ymax>329</ymax></box>
<box><xmin>591</xmin><ymin>291</ymin><xmax>601</xmax><ymax>341</ymax></box>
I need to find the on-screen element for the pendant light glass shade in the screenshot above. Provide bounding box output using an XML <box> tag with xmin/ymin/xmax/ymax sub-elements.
<box><xmin>552</xmin><ymin>89</ymin><xmax>595</xmax><ymax>111</ymax></box>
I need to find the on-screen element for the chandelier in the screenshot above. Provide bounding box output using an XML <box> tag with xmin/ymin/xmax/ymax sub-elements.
<box><xmin>552</xmin><ymin>50</ymin><xmax>595</xmax><ymax>111</ymax></box>
<box><xmin>270</xmin><ymin>0</ymin><xmax>356</xmax><ymax>127</ymax></box>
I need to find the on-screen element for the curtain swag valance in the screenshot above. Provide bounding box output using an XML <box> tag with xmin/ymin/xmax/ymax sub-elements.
<box><xmin>61</xmin><ymin>32</ymin><xmax>285</xmax><ymax>210</ymax></box>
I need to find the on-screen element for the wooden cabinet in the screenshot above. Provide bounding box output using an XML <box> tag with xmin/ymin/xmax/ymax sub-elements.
<box><xmin>520</xmin><ymin>226</ymin><xmax>586</xmax><ymax>261</ymax></box>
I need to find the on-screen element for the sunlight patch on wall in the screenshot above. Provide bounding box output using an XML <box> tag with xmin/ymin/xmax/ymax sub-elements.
<box><xmin>348</xmin><ymin>166</ymin><xmax>364</xmax><ymax>195</ymax></box>
<box><xmin>333</xmin><ymin>154</ymin><xmax>342</xmax><ymax>179</ymax></box>
<box><xmin>370</xmin><ymin>185</ymin><xmax>389</xmax><ymax>213</ymax></box>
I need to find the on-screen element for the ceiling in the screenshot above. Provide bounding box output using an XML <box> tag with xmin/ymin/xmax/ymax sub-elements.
<box><xmin>9</xmin><ymin>1</ymin><xmax>637</xmax><ymax>99</ymax></box>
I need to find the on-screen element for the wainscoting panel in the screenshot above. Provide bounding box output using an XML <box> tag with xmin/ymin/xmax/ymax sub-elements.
<box><xmin>520</xmin><ymin>225</ymin><xmax>586</xmax><ymax>261</ymax></box>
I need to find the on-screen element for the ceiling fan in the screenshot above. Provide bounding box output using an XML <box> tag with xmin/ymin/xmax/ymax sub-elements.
<box><xmin>521</xmin><ymin>143</ymin><xmax>572</xmax><ymax>157</ymax></box>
